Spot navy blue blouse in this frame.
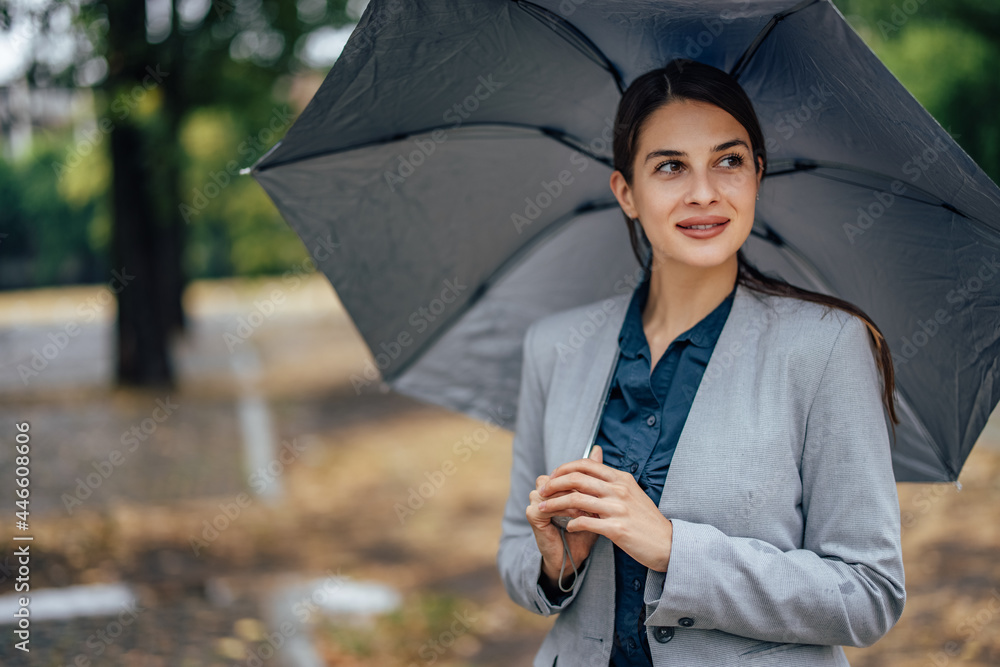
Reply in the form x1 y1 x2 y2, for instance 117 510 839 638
598 273 736 665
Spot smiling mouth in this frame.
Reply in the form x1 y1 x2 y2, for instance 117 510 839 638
678 222 727 230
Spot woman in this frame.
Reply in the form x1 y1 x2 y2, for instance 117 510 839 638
497 59 906 667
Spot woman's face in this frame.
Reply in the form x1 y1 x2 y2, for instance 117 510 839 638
610 98 762 274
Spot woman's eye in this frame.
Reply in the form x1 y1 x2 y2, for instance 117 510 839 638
720 154 745 168
656 155 744 174
657 161 682 174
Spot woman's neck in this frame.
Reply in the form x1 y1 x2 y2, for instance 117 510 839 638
642 256 738 340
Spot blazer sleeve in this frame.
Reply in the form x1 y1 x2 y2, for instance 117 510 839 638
497 320 596 616
642 313 906 647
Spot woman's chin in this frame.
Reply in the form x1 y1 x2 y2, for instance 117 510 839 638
649 247 741 272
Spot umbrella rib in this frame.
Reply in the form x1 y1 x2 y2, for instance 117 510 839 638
730 0 823 81
251 121 613 174
538 126 615 168
765 158 987 226
511 0 625 93
383 198 621 382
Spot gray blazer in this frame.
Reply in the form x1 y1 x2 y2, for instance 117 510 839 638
497 282 906 666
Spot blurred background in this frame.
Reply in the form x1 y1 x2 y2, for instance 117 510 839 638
0 0 998 665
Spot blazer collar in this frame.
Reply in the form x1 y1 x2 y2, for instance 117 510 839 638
558 281 761 471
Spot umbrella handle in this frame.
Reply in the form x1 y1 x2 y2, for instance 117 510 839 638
556 524 579 593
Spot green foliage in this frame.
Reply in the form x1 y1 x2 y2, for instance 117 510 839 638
0 0 355 288
177 104 310 278
0 138 108 287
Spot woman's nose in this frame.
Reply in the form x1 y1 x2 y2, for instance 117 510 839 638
684 169 721 206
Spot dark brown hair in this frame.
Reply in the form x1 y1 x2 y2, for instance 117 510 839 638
613 58 899 443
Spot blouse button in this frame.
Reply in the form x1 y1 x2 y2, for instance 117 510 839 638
646 414 656 426
629 462 638 473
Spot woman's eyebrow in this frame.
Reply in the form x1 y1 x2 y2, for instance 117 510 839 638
644 138 750 163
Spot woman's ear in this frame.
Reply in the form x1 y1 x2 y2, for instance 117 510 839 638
609 170 637 219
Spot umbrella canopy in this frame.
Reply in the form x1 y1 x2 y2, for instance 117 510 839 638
249 0 1000 483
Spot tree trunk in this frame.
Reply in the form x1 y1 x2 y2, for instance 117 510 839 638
105 0 175 386
109 122 174 386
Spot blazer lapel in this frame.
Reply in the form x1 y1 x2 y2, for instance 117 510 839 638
656 282 758 514
553 293 630 467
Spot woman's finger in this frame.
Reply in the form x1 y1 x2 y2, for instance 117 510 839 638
541 470 612 499
538 490 607 516
532 487 573 504
549 456 620 483
528 490 583 519
563 514 609 537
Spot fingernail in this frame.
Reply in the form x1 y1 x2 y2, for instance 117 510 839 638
538 501 547 510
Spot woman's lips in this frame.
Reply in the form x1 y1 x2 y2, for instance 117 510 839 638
677 216 729 238
677 215 729 228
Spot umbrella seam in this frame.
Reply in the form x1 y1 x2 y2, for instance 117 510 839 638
510 0 625 93
730 0 823 80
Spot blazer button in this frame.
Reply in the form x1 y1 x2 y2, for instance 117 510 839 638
678 617 695 627
654 626 674 643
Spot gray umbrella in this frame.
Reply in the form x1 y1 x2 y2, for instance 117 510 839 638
248 0 1000 483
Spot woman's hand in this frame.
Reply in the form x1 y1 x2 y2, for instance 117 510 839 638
526 447 602 591
538 446 674 573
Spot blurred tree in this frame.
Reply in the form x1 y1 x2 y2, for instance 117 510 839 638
1 0 352 386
